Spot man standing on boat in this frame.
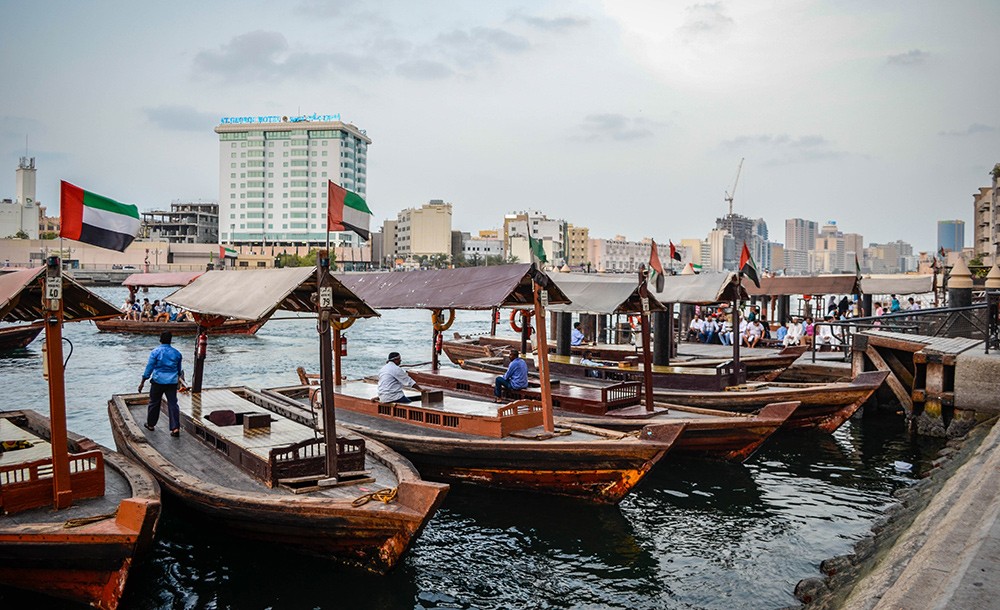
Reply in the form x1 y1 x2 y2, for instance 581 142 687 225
378 352 421 403
494 349 528 403
139 331 185 437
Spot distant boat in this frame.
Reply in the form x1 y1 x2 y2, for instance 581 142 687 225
0 322 43 351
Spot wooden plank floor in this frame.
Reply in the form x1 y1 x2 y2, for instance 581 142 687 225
867 330 983 355
336 380 519 417
410 367 612 403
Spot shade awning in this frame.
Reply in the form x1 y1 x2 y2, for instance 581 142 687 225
651 272 748 304
745 274 861 297
0 268 122 322
123 271 204 288
861 274 934 295
166 267 378 321
547 273 665 314
336 264 570 310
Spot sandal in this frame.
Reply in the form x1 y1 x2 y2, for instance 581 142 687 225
144 423 155 431
170 429 180 437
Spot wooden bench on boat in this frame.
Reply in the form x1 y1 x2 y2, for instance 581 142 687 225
0 417 105 514
545 353 738 391
171 388 365 488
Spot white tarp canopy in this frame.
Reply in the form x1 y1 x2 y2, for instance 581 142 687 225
861 274 934 295
547 273 665 314
167 267 377 322
651 272 747 304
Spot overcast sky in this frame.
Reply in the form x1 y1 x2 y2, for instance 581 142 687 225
2 0 997 252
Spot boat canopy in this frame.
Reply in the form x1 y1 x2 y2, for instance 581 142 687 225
547 273 665 314
337 264 570 310
0 267 121 322
860 274 933 296
166 267 378 321
651 272 748 304
122 271 203 288
744 274 861 297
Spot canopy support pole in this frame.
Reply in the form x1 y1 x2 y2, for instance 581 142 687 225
732 273 742 387
532 282 555 433
43 258 72 510
316 251 339 482
192 325 207 394
638 269 655 412
333 326 342 386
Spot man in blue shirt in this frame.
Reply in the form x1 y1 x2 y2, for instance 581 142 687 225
570 322 586 346
139 331 185 437
494 349 528 402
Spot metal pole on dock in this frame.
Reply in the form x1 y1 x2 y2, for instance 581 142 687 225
638 269 655 412
43 256 72 509
732 273 742 387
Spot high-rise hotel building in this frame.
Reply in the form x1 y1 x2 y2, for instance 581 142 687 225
215 116 371 246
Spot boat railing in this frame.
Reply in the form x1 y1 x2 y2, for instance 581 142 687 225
602 381 642 408
0 449 105 514
497 399 543 418
270 436 366 485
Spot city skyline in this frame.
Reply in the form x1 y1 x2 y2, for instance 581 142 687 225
2 1 998 254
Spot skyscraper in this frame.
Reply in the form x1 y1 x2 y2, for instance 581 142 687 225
216 115 370 247
937 220 965 253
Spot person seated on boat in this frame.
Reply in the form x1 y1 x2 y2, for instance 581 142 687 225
775 320 788 344
687 315 703 341
139 331 186 437
140 298 153 321
571 322 586 346
155 302 172 323
783 317 802 346
719 316 733 346
744 319 764 348
700 315 719 344
377 352 421 404
580 351 604 378
494 349 528 403
175 308 190 322
816 315 841 347
760 318 772 340
803 317 815 345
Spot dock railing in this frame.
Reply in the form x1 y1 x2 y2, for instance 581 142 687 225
812 302 997 362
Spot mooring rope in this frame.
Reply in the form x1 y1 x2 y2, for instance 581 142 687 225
351 487 398 507
64 509 117 528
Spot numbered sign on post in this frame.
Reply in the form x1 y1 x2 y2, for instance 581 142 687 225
319 286 334 309
45 275 62 301
642 297 651 315
540 290 549 307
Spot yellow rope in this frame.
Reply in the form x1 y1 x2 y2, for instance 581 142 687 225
64 509 117 528
352 487 398 507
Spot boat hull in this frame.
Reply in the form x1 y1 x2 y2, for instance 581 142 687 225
108 392 447 574
0 323 43 351
95 318 263 335
0 410 161 610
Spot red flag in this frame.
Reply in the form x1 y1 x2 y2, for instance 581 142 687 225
739 242 761 289
648 240 665 276
669 240 682 262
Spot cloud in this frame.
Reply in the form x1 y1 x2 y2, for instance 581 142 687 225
435 27 530 69
577 114 659 141
679 3 735 38
193 30 381 82
887 49 929 66
510 13 589 32
144 105 219 132
938 123 996 137
396 59 453 80
722 133 848 165
0 115 45 141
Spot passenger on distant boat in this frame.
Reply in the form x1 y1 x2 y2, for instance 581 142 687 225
783 317 803 347
816 315 842 347
141 298 153 320
378 351 421 404
494 349 528 402
139 331 186 437
571 322 586 346
155 302 172 322
775 320 788 344
580 351 605 378
175 308 191 322
744 319 765 348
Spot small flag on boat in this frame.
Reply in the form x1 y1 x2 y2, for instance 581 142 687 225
528 234 547 265
669 240 682 262
739 242 761 289
59 181 140 252
648 240 665 292
855 253 862 278
220 245 238 259
327 181 372 240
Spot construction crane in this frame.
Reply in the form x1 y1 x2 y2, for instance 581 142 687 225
724 158 744 216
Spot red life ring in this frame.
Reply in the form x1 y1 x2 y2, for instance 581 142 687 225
509 309 532 333
435 331 443 354
629 315 641 330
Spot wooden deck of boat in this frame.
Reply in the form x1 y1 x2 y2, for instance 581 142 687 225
409 367 619 405
137 390 399 501
543 353 723 376
0 419 130 526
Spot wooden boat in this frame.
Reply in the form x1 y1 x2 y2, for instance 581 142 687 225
0 410 160 610
0 322 43 351
262 380 684 504
108 387 447 574
94 270 265 335
0 264 161 609
133 262 448 573
95 317 263 335
304 367 798 463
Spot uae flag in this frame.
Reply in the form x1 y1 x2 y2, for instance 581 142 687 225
739 242 761 289
220 245 238 259
668 240 682 262
60 181 140 252
528 234 547 265
648 240 665 292
328 181 372 240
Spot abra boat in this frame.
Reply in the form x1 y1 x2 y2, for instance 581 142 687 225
0 263 161 609
94 271 264 335
114 260 448 573
0 322 43 351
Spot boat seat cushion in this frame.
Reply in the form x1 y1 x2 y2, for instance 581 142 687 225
207 409 237 426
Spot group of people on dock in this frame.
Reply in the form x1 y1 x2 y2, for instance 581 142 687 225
122 297 192 323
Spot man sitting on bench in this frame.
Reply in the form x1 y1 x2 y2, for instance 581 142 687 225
494 349 528 403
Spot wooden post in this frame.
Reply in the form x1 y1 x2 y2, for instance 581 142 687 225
191 325 207 393
532 282 555 433
490 306 498 336
333 326 342 386
43 259 72 510
638 270 655 412
316 251 339 481
732 273 742 387
520 310 530 354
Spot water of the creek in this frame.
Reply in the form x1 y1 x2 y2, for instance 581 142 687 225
0 287 946 609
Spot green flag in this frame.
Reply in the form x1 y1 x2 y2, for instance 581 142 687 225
528 235 547 264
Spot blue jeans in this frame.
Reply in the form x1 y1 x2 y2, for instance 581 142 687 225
147 382 180 432
495 376 518 398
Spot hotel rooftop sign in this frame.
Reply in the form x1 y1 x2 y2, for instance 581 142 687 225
219 113 342 125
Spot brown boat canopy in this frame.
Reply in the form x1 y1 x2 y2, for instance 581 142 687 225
337 264 570 310
547 273 665 314
651 272 748 304
0 267 121 322
122 271 203 288
745 274 861 297
166 267 378 321
860 274 933 295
